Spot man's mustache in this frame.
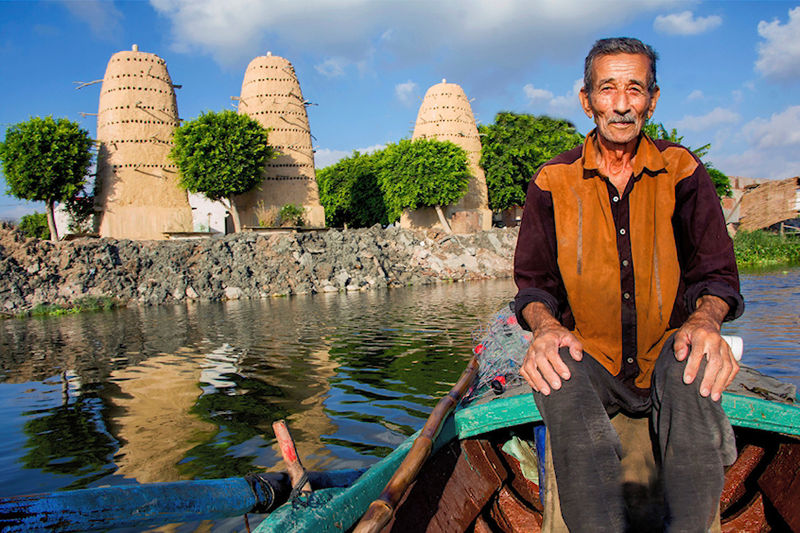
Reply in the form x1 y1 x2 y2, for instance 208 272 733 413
607 112 637 124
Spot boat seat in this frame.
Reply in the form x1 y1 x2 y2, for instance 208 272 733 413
538 413 722 533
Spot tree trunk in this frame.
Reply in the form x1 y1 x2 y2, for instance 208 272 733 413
46 199 59 241
228 197 242 233
434 205 453 234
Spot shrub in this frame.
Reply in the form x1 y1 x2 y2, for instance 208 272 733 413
278 204 305 227
316 150 387 228
733 230 800 268
18 212 49 240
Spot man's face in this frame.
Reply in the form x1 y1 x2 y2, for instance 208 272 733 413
579 53 660 147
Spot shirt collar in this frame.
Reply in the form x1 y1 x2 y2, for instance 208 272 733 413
582 129 667 179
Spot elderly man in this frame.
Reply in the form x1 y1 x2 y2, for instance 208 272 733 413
514 37 743 531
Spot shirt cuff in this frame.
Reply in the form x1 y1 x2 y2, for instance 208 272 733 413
684 281 745 322
514 288 561 331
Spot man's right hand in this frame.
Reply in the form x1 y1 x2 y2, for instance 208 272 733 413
520 303 584 395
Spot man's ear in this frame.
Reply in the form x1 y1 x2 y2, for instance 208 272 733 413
647 86 660 119
579 87 594 119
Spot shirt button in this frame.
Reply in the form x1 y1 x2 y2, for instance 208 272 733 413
622 260 629 267
612 196 620 202
619 228 626 235
627 357 634 364
623 292 631 300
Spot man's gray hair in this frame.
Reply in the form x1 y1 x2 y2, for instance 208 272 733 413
583 37 659 95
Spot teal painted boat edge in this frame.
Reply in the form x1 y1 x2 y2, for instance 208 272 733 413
253 417 459 533
722 392 800 436
454 391 800 440
454 394 542 439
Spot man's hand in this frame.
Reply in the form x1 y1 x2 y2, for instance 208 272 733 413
674 295 738 401
520 302 583 395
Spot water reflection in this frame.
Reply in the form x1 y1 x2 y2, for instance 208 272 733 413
0 271 798 508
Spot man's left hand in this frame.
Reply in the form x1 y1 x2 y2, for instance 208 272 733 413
673 295 738 402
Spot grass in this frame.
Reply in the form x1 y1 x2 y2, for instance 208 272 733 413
734 230 800 269
19 296 121 318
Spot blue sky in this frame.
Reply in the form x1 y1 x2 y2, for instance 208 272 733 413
1 0 799 221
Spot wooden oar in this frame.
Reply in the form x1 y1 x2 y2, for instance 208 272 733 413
353 354 480 533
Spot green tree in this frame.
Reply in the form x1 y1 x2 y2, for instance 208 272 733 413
378 139 470 232
18 212 50 240
317 150 388 228
644 121 731 197
170 110 274 232
0 116 93 241
479 113 584 212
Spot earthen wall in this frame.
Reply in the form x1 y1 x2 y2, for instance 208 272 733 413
408 81 491 233
95 47 192 240
237 54 324 227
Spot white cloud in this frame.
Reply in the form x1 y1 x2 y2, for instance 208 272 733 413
315 144 385 169
523 78 582 115
742 105 800 150
687 89 704 101
394 80 419 106
755 7 800 81
672 107 740 132
315 57 349 78
653 11 722 36
712 105 800 179
59 0 123 41
149 0 673 75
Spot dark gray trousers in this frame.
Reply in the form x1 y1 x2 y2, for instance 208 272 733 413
532 336 737 533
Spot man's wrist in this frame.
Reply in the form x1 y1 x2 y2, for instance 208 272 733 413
522 302 562 337
689 295 729 331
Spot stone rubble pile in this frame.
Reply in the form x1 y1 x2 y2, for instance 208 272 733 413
0 224 517 314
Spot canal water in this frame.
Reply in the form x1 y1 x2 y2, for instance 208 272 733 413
0 268 798 531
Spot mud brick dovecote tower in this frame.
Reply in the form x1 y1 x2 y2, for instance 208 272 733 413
236 52 325 227
408 80 491 233
95 45 192 239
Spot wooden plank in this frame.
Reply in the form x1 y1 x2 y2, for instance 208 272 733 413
472 515 493 533
721 493 768 533
489 486 543 533
757 441 800 531
720 444 765 514
386 439 507 533
498 447 543 511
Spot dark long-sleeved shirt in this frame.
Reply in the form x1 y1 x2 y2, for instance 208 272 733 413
514 131 743 390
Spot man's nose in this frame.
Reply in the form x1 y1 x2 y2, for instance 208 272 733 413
613 92 631 114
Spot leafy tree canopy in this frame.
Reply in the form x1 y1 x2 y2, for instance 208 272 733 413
644 121 731 197
170 110 274 231
479 112 584 211
0 116 93 240
317 150 388 228
378 138 470 224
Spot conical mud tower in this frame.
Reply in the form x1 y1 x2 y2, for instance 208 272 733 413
95 45 192 239
236 52 324 227
409 80 491 233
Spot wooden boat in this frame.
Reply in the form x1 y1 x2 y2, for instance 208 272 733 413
2 308 799 532
254 367 800 533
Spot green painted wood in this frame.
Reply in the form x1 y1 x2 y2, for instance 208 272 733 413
722 393 800 436
454 395 542 439
253 417 458 533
